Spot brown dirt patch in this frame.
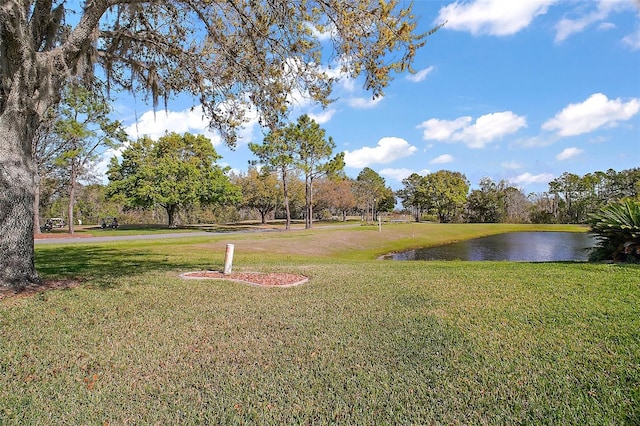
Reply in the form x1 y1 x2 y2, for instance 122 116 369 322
0 279 82 300
181 271 308 287
34 232 94 239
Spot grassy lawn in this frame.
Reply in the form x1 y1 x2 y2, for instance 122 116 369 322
2 223 638 424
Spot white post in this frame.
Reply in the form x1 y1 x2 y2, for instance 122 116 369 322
223 244 235 274
378 216 382 232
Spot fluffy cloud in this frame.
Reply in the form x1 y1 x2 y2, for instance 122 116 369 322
380 168 417 182
556 147 584 161
125 107 222 143
124 104 265 147
555 0 636 43
308 109 337 124
406 66 435 83
542 93 640 137
511 172 555 185
435 0 556 36
622 28 640 50
417 116 471 141
346 96 384 109
430 154 454 164
418 111 527 149
344 137 417 168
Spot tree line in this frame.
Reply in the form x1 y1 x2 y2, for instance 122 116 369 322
398 168 639 224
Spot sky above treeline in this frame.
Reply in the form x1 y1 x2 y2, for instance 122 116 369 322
102 0 640 194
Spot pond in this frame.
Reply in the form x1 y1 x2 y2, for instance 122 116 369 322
385 232 596 262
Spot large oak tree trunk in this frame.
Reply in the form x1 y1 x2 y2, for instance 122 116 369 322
0 112 39 289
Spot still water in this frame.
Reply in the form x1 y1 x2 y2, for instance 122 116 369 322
386 232 596 262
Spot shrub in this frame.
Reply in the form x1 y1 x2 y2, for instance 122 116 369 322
589 198 640 262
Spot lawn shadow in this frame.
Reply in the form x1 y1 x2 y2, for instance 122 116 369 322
35 244 218 291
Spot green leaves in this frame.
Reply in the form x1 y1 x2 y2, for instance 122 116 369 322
107 132 239 227
589 198 640 262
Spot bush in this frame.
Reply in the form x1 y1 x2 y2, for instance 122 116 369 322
589 198 640 262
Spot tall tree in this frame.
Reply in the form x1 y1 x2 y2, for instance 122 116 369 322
1 0 436 288
249 129 296 230
53 83 126 234
107 132 240 228
289 115 344 228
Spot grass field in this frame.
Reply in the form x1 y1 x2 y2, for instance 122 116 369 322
2 223 639 424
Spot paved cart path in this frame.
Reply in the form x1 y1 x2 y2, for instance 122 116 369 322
34 231 219 245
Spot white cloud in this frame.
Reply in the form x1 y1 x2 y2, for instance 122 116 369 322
346 96 384 109
417 116 471 141
94 145 126 183
125 107 221 143
436 0 556 36
542 93 640 136
502 161 523 170
622 28 640 50
556 147 584 161
308 109 337 124
597 22 616 31
430 154 454 164
418 111 527 149
406 66 435 83
380 168 416 182
517 134 559 148
124 103 266 147
554 0 636 43
344 137 417 168
511 172 555 185
306 22 336 42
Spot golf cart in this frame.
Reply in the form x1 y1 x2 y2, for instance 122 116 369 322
101 217 119 229
42 217 66 231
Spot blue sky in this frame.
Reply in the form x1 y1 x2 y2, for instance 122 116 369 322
103 0 640 194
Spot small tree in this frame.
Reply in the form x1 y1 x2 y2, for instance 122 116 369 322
108 133 240 227
398 173 429 222
354 168 393 221
32 108 69 234
424 170 469 223
315 177 356 221
235 167 282 224
589 198 640 262
54 83 127 234
288 115 344 228
249 129 297 230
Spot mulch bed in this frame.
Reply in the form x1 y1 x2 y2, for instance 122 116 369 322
0 279 82 300
180 271 308 287
0 271 306 301
34 233 94 239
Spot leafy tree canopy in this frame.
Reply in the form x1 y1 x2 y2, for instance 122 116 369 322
107 132 240 227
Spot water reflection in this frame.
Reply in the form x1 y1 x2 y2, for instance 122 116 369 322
387 232 595 262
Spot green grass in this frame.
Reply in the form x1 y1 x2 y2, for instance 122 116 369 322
2 223 638 424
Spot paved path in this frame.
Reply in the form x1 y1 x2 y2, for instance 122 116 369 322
34 231 226 245
34 223 361 245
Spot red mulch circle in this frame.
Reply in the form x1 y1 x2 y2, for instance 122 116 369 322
181 271 308 287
